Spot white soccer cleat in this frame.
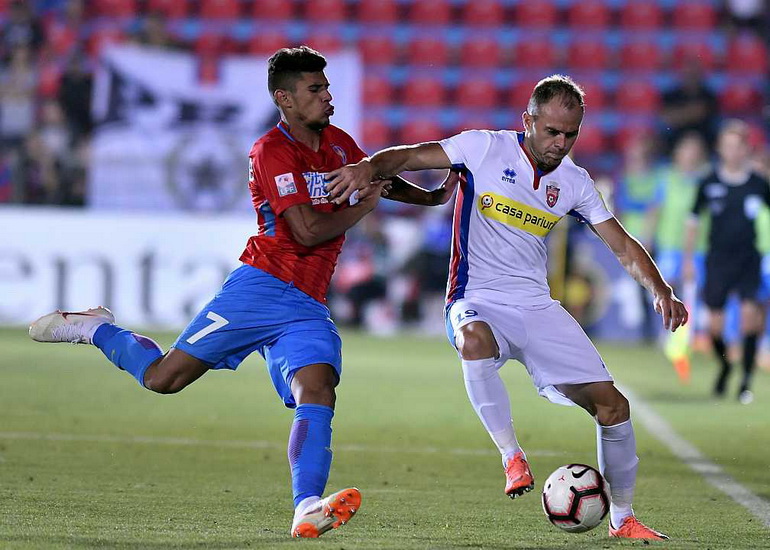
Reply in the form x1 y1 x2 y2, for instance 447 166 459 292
29 307 115 345
290 487 361 538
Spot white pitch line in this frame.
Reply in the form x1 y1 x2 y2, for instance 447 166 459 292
0 431 561 458
622 385 770 529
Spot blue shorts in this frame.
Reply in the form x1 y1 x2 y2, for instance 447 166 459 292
173 264 342 408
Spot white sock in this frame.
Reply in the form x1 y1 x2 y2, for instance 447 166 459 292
294 496 321 519
461 357 522 464
597 419 638 528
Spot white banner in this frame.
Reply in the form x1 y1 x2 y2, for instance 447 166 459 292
90 45 362 212
0 206 252 328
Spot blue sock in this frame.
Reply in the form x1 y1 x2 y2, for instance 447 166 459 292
92 324 163 388
288 404 334 508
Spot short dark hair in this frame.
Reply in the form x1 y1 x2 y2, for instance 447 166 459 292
267 46 327 96
527 75 585 116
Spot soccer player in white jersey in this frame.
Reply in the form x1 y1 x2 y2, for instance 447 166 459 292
326 75 688 541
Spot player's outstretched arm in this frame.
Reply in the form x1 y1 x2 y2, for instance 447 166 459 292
326 143 454 205
592 216 689 332
382 170 461 206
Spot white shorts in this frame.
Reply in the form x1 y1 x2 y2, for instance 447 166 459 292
445 298 613 406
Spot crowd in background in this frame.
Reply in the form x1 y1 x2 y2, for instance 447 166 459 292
2 0 770 335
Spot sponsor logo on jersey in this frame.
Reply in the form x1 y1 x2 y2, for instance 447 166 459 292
478 192 561 237
303 171 330 204
502 167 517 184
546 183 560 207
248 158 255 183
331 144 347 164
275 173 297 196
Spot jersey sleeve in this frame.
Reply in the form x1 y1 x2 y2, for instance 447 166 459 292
691 178 707 217
572 172 614 225
251 142 310 216
439 130 492 172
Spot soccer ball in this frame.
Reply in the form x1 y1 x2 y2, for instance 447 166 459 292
541 464 610 533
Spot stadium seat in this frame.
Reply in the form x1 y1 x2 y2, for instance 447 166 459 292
195 32 229 57
246 29 290 55
462 0 504 27
672 1 716 30
455 78 499 109
93 0 137 18
719 82 763 115
506 79 538 109
615 124 655 152
726 35 768 73
362 117 392 149
398 119 445 144
620 41 663 72
671 40 717 71
459 36 503 68
406 37 450 67
408 0 452 25
454 115 496 134
620 1 663 30
514 0 558 28
615 81 660 112
362 75 395 106
357 35 398 65
402 76 446 107
358 0 398 23
567 39 609 71
572 125 605 156
44 21 79 57
199 0 240 19
513 37 557 69
304 32 344 53
304 0 346 22
581 82 608 111
252 0 295 20
567 0 610 29
146 0 189 18
87 26 127 57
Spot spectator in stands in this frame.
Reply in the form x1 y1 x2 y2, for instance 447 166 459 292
725 0 767 37
133 13 183 51
0 0 44 63
0 45 36 152
57 52 93 140
661 58 719 151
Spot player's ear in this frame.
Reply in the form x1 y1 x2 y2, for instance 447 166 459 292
274 89 292 109
522 111 532 131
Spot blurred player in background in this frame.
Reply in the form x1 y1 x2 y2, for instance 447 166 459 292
326 75 687 541
28 46 457 538
685 120 770 404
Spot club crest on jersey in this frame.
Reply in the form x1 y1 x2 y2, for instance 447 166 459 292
331 144 347 164
502 168 517 184
546 183 560 208
275 173 297 196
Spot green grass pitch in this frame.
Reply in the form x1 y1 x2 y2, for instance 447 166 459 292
1 327 769 549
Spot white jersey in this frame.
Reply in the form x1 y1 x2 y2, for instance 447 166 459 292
439 130 613 308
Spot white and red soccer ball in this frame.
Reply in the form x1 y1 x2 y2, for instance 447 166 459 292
541 464 610 533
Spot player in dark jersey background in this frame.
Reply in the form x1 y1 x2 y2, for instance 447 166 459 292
685 120 770 404
29 46 458 538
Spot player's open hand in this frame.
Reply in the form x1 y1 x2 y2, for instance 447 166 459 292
653 289 689 332
326 160 375 205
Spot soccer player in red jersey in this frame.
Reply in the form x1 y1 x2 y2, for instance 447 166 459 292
29 46 457 538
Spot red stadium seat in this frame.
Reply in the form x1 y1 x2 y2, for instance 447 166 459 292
514 0 558 28
195 32 228 57
615 81 660 112
402 76 446 107
726 35 769 73
358 0 398 23
460 37 503 68
506 79 538 110
462 0 504 26
580 82 608 111
362 117 392 149
454 115 496 134
252 0 295 20
357 35 398 65
304 0 346 22
45 21 78 57
199 0 239 19
94 0 137 17
673 1 716 30
406 37 450 67
620 1 662 30
514 37 557 69
572 125 606 156
398 119 445 144
455 78 499 109
304 32 344 53
362 75 395 106
567 0 610 29
615 124 655 152
567 39 609 71
246 29 290 55
671 41 717 71
719 83 763 115
408 0 452 25
146 0 189 18
87 27 127 57
620 41 663 72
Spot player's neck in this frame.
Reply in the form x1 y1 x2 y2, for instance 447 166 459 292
718 164 750 185
280 118 322 151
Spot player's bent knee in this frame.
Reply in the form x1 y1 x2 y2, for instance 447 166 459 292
291 364 337 407
456 324 498 360
596 393 630 426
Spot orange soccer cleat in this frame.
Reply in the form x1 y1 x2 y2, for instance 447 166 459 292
504 452 535 499
291 487 362 538
609 515 669 540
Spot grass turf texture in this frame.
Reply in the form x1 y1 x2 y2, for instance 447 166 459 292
1 328 768 549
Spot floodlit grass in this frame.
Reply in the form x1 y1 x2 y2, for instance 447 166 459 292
1 328 768 548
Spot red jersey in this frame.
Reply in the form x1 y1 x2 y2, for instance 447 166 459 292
239 122 366 304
